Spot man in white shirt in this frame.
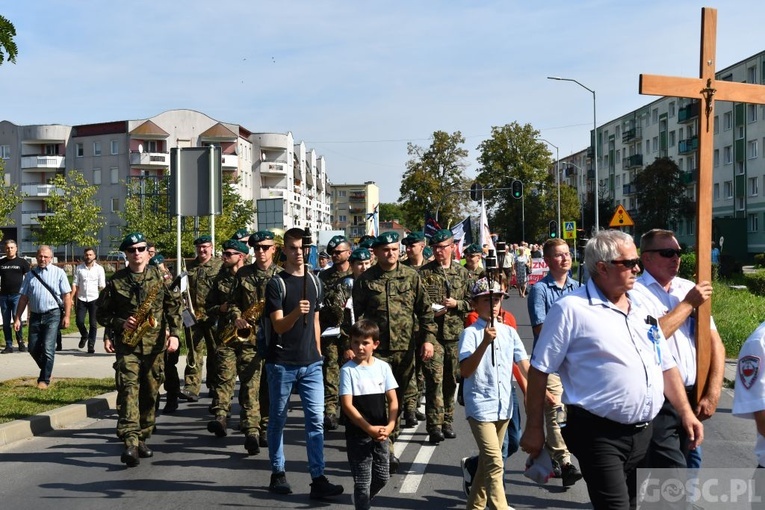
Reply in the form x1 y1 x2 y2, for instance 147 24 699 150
71 247 106 353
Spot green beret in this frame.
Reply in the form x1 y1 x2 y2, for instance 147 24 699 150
423 246 433 259
430 229 454 245
222 239 248 254
194 234 212 246
402 232 425 246
350 248 371 262
371 231 399 248
464 243 482 255
232 229 249 241
119 232 146 251
248 230 275 246
359 236 375 249
148 254 165 266
327 235 348 252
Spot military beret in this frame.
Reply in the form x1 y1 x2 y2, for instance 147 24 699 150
470 277 507 299
232 229 250 241
318 251 331 259
429 229 454 245
349 248 371 262
194 234 212 245
358 237 375 249
326 235 348 253
248 230 275 246
222 239 248 254
119 232 146 251
371 231 399 248
423 246 434 259
464 243 483 255
401 232 425 246
148 254 165 266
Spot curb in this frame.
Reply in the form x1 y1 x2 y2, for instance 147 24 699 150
0 390 117 447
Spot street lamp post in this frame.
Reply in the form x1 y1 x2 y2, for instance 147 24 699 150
547 76 599 232
539 138 560 238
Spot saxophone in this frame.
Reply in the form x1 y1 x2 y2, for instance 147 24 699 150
122 278 163 347
219 299 265 345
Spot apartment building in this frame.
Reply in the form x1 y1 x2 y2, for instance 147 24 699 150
329 181 379 242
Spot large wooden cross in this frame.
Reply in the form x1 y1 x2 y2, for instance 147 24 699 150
640 7 765 404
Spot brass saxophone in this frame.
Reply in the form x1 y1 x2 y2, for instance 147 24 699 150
219 299 265 345
122 278 163 347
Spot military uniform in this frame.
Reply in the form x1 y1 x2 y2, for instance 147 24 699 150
183 238 223 397
97 235 182 457
401 248 427 425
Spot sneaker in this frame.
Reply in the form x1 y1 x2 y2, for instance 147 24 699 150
78 338 87 349
309 475 344 500
269 471 292 494
1 346 12 354
389 453 400 475
17 343 27 352
460 456 472 497
561 462 583 487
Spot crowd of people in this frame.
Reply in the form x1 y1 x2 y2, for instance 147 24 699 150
8 226 765 510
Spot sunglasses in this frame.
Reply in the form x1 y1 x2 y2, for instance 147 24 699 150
222 251 240 257
125 246 147 254
610 258 641 269
252 244 274 252
643 248 682 258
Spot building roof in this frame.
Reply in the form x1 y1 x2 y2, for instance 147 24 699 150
129 120 169 138
199 122 238 140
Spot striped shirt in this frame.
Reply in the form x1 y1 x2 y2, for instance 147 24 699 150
19 265 71 313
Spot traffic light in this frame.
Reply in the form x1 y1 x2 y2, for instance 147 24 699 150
470 182 483 201
549 220 558 238
511 180 523 199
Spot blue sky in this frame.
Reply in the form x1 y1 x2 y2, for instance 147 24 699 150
1 1 763 202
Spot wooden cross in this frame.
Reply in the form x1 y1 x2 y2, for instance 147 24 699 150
640 7 765 405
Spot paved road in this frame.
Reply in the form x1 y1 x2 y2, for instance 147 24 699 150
0 294 757 509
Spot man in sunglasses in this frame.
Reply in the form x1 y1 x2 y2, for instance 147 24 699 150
633 229 724 471
521 229 703 509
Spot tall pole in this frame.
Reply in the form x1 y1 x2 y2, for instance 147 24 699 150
547 76 599 231
540 138 561 238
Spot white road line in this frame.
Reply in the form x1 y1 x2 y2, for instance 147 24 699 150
400 443 438 493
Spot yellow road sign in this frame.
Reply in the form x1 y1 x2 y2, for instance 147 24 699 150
563 221 577 239
609 205 635 228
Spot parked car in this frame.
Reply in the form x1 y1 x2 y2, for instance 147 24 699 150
106 251 126 262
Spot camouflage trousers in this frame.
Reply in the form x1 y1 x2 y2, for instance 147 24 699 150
321 335 343 418
184 321 219 395
116 349 165 446
403 354 425 413
374 348 415 444
423 340 459 433
212 340 268 435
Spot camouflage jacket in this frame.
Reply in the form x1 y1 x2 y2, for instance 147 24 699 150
97 265 182 353
205 266 237 329
187 256 223 322
318 264 353 332
349 262 436 352
419 260 471 342
465 265 485 289
228 262 282 319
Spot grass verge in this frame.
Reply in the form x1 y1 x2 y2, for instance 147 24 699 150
712 279 765 358
0 377 115 424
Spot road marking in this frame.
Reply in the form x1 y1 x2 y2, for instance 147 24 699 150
400 442 438 493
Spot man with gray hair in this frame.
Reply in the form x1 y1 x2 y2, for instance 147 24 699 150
521 230 703 510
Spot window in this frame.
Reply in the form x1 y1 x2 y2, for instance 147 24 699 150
93 142 102 156
111 198 119 213
748 104 758 123
669 101 676 117
736 161 745 175
338 215 347 222
93 168 101 185
749 213 759 232
714 149 720 167
652 108 659 124
724 112 732 131
748 65 757 84
749 140 759 159
146 140 158 153
714 115 719 134
724 146 732 164
669 131 676 147
645 140 650 154
338 190 346 198
737 196 745 211
45 144 57 155
678 158 684 171
724 181 733 198
738 126 745 140
652 136 658 153
749 177 759 196
111 140 119 155
110 167 119 184
686 218 694 236
688 154 696 171
0 145 9 159
714 183 720 200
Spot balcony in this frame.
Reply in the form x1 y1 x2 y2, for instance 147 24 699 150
622 154 643 169
622 127 642 143
20 155 65 171
21 184 59 197
129 151 169 167
349 192 366 202
221 154 239 168
678 136 699 154
622 183 636 195
678 102 700 123
22 211 54 225
261 161 288 175
681 169 698 185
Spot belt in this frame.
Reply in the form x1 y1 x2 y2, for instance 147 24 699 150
32 308 61 315
567 405 651 432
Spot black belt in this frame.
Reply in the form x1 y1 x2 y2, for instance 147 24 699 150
568 405 651 432
32 308 60 315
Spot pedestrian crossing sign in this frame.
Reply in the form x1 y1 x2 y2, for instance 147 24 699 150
563 221 576 239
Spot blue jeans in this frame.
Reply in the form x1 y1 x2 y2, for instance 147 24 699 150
0 294 22 347
266 360 325 478
28 309 60 384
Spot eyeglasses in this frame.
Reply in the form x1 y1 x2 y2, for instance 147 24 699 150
643 248 682 258
610 258 641 269
550 252 572 259
125 246 147 254
432 244 452 251
252 245 274 252
222 251 240 257
331 249 349 255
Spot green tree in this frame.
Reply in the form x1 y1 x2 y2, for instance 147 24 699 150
34 170 105 260
379 202 404 223
0 161 23 238
634 156 692 233
0 15 18 65
475 122 555 243
398 130 470 230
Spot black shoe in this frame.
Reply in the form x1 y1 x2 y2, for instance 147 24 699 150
443 423 456 439
137 441 153 458
428 429 445 444
163 397 179 414
389 453 400 475
121 445 140 467
1 346 12 354
179 388 199 402
207 416 227 437
561 463 583 487
244 434 260 455
323 414 338 431
403 411 418 428
551 459 562 478
88 348 95 354
56 344 62 351
309 475 344 500
259 430 269 448
269 471 292 494
17 343 26 353
78 338 87 349
415 409 426 421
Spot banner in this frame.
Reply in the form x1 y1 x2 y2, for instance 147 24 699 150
366 204 379 236
479 198 495 253
451 216 473 260
424 211 441 239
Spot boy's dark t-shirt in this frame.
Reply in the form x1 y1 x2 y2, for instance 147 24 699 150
265 272 322 365
0 257 31 295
